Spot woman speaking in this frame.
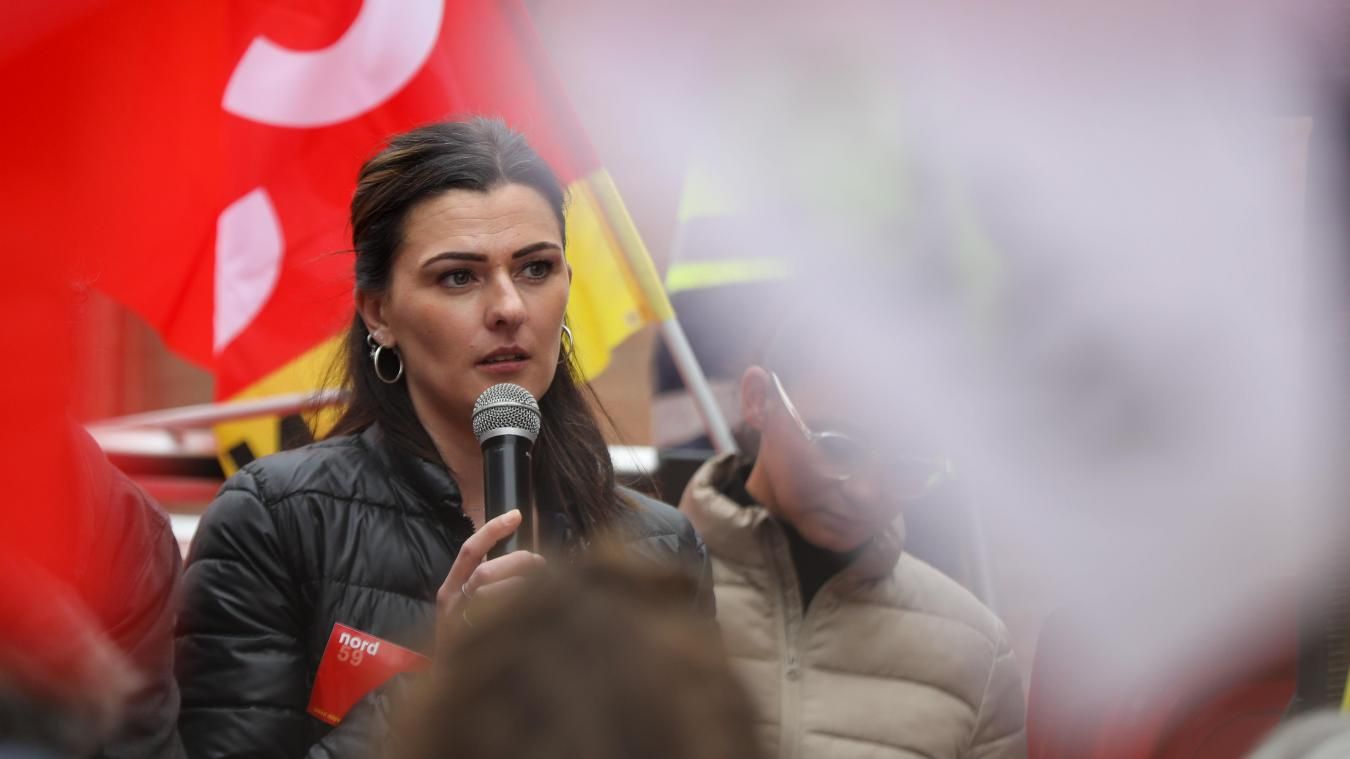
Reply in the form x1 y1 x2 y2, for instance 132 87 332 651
175 118 712 758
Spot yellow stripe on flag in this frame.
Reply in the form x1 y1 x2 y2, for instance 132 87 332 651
215 335 344 477
563 170 672 380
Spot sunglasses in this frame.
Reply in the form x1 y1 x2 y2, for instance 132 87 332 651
769 371 952 499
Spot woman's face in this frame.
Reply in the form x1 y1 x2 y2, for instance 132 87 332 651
360 183 570 429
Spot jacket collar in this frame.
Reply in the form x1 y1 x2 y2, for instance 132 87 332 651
358 424 589 550
360 425 472 532
679 453 773 565
679 452 906 583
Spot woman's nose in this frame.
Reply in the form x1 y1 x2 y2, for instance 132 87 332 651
484 275 527 329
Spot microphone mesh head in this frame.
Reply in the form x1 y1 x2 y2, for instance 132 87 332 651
472 383 542 442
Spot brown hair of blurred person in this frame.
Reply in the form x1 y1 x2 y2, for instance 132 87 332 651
387 553 764 759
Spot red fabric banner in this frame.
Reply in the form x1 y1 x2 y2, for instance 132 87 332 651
2 0 599 397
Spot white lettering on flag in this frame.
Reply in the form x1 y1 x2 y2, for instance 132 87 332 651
222 0 445 128
214 187 283 353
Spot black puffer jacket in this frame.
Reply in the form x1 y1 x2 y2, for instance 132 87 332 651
176 425 712 759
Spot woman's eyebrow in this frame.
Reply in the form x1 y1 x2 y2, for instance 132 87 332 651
421 242 561 268
511 241 562 258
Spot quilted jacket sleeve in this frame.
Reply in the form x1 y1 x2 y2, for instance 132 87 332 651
91 473 186 759
682 513 717 619
968 625 1028 759
177 467 374 759
616 489 716 618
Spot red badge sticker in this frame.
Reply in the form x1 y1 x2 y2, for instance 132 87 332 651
307 622 430 726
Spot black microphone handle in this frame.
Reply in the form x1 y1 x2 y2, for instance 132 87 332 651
481 435 533 560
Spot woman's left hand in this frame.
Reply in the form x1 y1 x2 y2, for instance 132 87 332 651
435 509 545 646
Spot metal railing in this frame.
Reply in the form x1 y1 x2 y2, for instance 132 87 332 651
87 390 664 507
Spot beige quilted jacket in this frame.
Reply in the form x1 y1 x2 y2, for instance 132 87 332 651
680 455 1027 759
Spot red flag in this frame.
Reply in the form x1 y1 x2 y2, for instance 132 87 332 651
3 0 604 399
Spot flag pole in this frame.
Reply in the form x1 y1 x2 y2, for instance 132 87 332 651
657 317 737 454
587 173 738 455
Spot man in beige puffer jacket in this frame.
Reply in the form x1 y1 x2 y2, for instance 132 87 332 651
679 361 1026 759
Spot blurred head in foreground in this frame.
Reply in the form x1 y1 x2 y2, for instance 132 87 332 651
388 552 764 759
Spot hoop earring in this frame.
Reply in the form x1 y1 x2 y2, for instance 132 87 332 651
367 333 404 384
558 324 575 365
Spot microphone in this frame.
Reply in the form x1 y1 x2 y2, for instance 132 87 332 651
472 383 541 559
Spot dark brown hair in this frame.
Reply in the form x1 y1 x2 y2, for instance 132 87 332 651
387 552 766 759
328 118 623 533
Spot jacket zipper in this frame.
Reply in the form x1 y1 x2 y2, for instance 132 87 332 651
766 524 804 759
767 522 852 759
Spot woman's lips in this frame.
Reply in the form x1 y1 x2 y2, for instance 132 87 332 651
476 357 530 374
